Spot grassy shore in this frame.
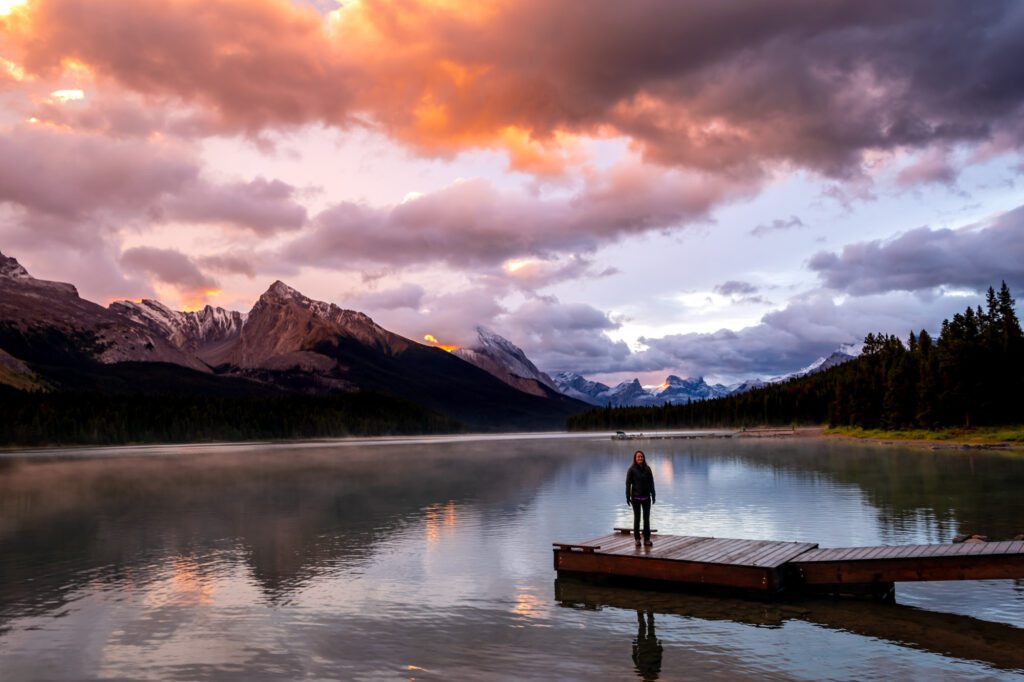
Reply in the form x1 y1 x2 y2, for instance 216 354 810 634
825 425 1024 448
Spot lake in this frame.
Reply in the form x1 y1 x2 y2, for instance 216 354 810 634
1 434 1023 680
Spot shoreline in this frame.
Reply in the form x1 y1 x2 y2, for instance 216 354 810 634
736 425 1024 452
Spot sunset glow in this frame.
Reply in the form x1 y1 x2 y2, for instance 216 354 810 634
423 334 458 352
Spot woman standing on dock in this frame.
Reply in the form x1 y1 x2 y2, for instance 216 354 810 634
626 450 656 547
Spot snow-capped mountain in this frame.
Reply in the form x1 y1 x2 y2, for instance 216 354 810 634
109 299 247 362
768 344 861 383
452 326 560 397
551 372 729 406
603 379 663 407
551 371 610 405
656 375 731 403
555 343 863 406
0 251 208 371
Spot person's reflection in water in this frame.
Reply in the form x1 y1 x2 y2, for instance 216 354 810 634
632 609 663 680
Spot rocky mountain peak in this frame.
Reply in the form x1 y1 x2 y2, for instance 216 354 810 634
0 251 31 281
452 327 558 396
264 280 303 301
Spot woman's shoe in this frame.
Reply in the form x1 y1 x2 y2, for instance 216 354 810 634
634 539 642 547
644 539 653 546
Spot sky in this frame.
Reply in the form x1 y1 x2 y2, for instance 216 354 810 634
1 0 1023 386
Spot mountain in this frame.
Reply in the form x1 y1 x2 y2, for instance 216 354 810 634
551 371 610 405
453 327 560 397
210 283 586 428
603 379 662 407
555 343 862 405
552 372 728 406
0 253 590 430
768 344 861 383
109 299 246 363
655 375 732 403
0 251 208 372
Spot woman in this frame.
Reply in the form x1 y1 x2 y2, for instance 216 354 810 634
626 450 656 547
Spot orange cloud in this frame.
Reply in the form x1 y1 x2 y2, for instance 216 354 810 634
3 0 1023 179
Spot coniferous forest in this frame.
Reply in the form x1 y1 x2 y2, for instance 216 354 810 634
0 388 461 447
567 282 1024 432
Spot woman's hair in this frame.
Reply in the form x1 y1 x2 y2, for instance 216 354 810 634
633 450 646 466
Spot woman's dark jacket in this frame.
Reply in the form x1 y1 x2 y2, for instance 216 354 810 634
626 463 656 503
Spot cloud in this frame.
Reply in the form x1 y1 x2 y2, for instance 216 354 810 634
0 124 196 221
808 204 1024 295
6 1 1024 178
895 149 957 188
638 290 977 381
342 282 425 311
283 162 742 268
196 253 260 278
121 246 218 292
749 215 805 237
0 125 309 241
713 280 758 296
164 178 307 234
493 299 635 375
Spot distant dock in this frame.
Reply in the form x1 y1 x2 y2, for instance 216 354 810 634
610 427 811 441
611 430 735 441
553 529 1024 600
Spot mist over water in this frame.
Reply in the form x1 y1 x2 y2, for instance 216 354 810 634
1 436 1023 680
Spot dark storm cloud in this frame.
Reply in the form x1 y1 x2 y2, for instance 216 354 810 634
808 204 1024 295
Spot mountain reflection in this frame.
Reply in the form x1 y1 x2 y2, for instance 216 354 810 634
0 441 569 617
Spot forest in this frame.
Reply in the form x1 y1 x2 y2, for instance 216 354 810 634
567 282 1024 432
0 388 461 447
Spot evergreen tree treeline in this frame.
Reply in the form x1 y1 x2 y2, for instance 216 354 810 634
0 390 461 447
568 282 1024 431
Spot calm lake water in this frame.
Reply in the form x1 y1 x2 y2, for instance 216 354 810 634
1 434 1023 680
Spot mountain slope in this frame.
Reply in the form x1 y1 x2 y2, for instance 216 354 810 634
0 252 208 372
453 326 560 397
210 282 590 429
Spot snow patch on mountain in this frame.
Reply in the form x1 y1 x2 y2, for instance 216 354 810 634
453 327 559 397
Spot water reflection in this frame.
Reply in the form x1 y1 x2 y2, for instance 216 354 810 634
556 579 1024 674
1 436 1023 680
632 610 663 680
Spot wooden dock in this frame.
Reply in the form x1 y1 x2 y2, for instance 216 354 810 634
553 529 1024 599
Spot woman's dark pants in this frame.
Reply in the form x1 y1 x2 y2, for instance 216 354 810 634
631 498 651 542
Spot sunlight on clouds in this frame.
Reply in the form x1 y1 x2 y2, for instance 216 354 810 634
0 0 28 17
503 258 538 274
0 57 26 81
49 89 85 102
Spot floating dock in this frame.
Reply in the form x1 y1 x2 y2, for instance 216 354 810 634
553 529 1024 600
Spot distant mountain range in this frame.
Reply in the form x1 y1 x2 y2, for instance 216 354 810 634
0 248 862 425
0 251 587 430
552 346 861 407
